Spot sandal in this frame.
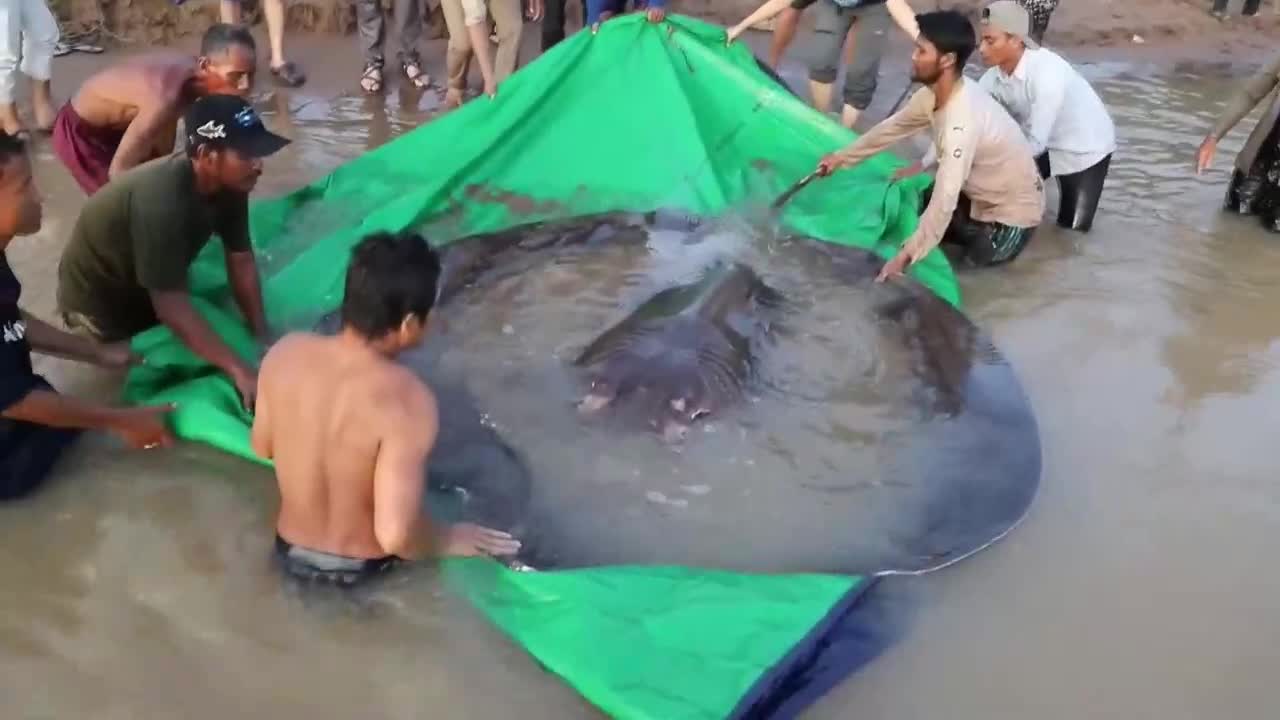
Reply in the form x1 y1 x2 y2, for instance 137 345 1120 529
402 58 430 90
271 61 307 88
360 62 383 94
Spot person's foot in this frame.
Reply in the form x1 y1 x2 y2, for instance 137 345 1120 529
0 103 25 138
270 61 307 88
444 88 465 109
360 62 383 93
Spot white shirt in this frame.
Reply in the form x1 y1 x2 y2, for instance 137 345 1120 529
978 47 1116 177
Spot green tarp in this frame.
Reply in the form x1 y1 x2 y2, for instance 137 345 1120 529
122 14 956 718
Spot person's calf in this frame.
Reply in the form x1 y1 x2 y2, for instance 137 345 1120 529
0 103 23 137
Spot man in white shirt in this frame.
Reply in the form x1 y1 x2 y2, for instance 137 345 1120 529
978 1 1116 232
816 10 1045 279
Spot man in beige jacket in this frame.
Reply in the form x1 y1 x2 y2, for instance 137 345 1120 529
1196 52 1280 233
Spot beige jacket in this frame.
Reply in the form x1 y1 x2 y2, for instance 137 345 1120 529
1210 52 1280 174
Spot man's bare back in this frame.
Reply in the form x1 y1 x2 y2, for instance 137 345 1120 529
51 25 259 194
253 331 521 564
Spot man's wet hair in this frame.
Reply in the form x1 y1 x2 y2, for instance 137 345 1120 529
200 23 256 57
916 10 976 74
0 132 26 172
341 231 442 338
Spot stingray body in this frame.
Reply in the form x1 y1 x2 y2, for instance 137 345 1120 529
574 261 782 442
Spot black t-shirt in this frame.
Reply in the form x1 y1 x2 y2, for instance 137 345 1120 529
0 252 41 413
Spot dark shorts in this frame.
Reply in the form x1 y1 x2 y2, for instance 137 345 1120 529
922 188 1039 267
51 102 125 196
1036 152 1112 233
0 397 80 501
273 535 403 588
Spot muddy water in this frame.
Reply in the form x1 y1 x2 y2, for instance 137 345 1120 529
4 48 1280 720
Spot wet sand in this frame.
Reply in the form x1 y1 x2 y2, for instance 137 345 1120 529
5 22 1280 720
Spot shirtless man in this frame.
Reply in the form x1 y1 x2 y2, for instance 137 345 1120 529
252 231 521 586
51 23 257 196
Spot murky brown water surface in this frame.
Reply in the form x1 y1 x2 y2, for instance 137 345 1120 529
3 43 1279 720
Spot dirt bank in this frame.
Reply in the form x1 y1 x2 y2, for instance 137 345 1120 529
52 0 1280 53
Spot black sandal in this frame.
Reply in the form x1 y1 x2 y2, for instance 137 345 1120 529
360 62 384 93
402 57 430 90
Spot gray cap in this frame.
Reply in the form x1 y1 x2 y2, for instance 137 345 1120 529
981 1 1039 50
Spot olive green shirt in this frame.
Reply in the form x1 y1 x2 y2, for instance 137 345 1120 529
56 153 251 342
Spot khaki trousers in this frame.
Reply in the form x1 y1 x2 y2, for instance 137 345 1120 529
440 0 523 93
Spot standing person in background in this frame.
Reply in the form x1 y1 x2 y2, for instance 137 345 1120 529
0 133 174 500
978 1 1115 232
763 0 862 71
1015 0 1057 44
542 0 585 51
441 0 541 107
355 0 429 93
0 0 59 137
1196 51 1280 233
586 0 664 31
727 0 921 129
1211 0 1263 19
219 0 306 87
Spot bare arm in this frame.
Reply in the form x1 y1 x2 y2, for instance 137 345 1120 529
109 97 179 179
885 0 920 39
727 0 792 40
226 252 268 339
372 387 439 560
4 389 123 430
151 290 255 380
20 311 103 364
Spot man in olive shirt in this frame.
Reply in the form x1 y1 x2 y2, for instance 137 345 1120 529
57 94 289 409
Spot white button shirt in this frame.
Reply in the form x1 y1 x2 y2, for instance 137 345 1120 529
978 47 1116 177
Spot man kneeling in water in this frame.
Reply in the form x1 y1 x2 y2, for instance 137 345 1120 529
251 231 521 586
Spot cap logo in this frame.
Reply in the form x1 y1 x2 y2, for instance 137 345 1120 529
196 121 227 140
234 107 259 128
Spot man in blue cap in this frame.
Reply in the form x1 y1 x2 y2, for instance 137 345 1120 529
56 94 289 412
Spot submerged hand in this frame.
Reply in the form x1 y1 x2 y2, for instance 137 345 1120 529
876 248 913 282
1196 136 1217 175
441 523 523 557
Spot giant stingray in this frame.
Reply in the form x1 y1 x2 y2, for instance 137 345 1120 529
384 216 1040 579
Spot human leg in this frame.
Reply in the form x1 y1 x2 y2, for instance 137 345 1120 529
1053 153 1111 232
806 0 854 115
542 0 569 50
19 0 58 131
0 0 21 135
355 0 386 92
440 0 474 106
839 3 889 128
394 0 428 88
489 0 524 83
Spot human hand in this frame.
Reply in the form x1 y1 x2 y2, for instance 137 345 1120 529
229 364 258 413
875 248 913 282
110 404 177 450
726 24 745 44
484 77 498 98
95 341 142 369
816 153 843 177
441 523 523 557
646 6 665 22
1196 136 1217 175
527 0 545 21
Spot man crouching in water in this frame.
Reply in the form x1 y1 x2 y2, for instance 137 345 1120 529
251 231 521 586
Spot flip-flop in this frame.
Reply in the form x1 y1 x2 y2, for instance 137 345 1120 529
54 41 104 56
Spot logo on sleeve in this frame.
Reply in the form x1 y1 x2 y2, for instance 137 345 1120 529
2 319 25 343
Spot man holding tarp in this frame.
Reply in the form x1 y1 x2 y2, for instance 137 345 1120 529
56 95 289 412
817 10 1045 277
